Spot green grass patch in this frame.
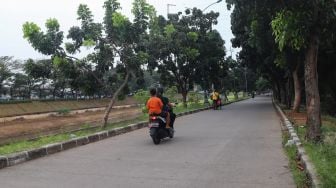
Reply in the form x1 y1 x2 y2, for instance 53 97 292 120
294 117 336 188
282 131 310 187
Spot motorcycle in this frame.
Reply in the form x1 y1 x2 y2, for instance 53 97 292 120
148 115 174 145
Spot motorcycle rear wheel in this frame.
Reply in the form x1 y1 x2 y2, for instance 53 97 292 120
152 135 160 145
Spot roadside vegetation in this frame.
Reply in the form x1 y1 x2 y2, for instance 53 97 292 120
282 128 311 187
285 110 336 187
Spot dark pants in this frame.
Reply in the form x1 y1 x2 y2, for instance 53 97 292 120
170 112 176 128
213 100 218 110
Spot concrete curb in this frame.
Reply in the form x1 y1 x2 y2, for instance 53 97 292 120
273 100 320 188
0 99 248 170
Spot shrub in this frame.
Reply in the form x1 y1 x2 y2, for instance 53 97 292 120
57 108 71 116
134 89 150 105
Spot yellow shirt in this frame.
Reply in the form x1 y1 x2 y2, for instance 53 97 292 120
211 92 219 100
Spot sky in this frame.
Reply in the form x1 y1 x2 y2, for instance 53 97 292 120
0 0 238 60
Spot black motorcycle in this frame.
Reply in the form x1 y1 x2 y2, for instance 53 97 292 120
148 115 174 145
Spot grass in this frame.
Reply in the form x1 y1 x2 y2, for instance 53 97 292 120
289 114 336 188
282 130 310 187
0 118 141 155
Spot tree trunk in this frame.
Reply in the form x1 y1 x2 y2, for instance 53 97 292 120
280 83 287 104
286 75 292 109
182 91 188 108
292 62 301 112
304 34 322 142
102 72 130 128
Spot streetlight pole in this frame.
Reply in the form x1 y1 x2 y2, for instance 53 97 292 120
203 0 222 11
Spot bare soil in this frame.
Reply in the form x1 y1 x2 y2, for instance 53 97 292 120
0 97 137 117
286 111 307 125
0 107 142 145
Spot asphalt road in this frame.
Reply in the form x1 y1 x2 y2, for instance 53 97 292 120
0 96 294 188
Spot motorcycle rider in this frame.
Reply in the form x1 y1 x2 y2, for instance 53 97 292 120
156 87 176 129
146 88 171 129
210 90 220 110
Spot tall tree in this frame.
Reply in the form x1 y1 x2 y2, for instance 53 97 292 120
23 0 154 127
148 8 225 106
271 0 336 142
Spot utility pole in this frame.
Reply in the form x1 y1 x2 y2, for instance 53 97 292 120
229 46 234 57
167 4 176 18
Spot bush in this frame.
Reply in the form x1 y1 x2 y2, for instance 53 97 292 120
134 89 150 105
166 86 178 103
57 108 71 116
188 91 200 103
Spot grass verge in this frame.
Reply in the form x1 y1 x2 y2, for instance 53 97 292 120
285 110 336 188
282 130 310 187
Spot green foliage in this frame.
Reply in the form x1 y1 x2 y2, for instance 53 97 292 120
188 91 200 103
22 22 41 39
184 48 199 60
274 53 286 68
83 39 96 47
0 57 13 84
164 24 175 37
112 12 129 27
187 32 198 42
271 10 306 51
255 77 271 92
57 108 71 116
294 118 336 188
134 89 149 104
136 51 150 64
45 18 60 31
52 56 68 67
22 19 64 55
165 86 178 103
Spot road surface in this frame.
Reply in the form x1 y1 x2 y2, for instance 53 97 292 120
0 96 294 188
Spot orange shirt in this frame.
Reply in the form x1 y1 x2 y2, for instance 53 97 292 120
146 96 163 114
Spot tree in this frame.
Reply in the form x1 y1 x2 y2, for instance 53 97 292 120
23 0 155 127
271 1 336 142
147 8 225 106
24 59 52 98
226 0 336 142
0 56 19 96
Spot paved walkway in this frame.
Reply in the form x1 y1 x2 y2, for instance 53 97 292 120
0 96 294 188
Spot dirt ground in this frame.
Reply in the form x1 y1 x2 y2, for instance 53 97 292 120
286 111 307 125
0 107 142 145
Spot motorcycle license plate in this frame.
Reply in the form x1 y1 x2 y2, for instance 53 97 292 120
149 122 159 127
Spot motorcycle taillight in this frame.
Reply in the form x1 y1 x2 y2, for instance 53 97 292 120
150 116 157 120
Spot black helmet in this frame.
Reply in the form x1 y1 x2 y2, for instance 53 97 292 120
157 87 164 95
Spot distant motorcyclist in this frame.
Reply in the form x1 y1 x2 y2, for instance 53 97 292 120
210 90 220 110
156 87 176 129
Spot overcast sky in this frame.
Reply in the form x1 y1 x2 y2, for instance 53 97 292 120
0 0 237 60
